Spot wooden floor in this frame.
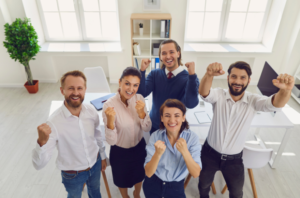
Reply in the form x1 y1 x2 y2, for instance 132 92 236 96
0 80 299 198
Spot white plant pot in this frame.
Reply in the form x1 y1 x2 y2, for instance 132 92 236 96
139 28 143 36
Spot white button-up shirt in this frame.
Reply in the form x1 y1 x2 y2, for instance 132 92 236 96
32 103 106 171
201 88 281 155
165 66 184 78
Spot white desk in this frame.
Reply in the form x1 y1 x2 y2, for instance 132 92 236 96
51 93 294 169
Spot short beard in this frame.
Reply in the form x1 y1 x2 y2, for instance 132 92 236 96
228 82 248 96
65 95 84 108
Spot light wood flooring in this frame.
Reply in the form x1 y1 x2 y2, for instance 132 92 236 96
0 80 300 198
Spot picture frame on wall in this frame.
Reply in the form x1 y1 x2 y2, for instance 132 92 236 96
143 0 161 11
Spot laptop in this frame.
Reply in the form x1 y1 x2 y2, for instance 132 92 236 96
257 61 279 97
90 93 116 110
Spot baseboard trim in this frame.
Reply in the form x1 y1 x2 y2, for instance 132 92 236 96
39 79 58 83
0 83 24 87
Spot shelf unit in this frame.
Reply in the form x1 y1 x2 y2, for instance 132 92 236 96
292 65 300 104
130 13 172 74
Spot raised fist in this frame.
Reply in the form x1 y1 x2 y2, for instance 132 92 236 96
185 62 195 75
176 138 188 155
154 140 166 157
141 59 151 72
104 107 116 129
272 74 295 90
135 100 145 116
37 123 52 146
206 62 225 77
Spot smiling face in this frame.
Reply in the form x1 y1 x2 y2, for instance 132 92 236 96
227 68 251 96
161 107 186 135
160 43 180 72
119 75 140 102
60 75 86 109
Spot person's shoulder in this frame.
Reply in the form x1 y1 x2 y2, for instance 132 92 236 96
150 129 164 140
136 93 146 100
104 94 117 106
83 103 98 115
177 69 189 77
246 91 269 102
150 68 164 75
48 105 64 123
212 87 227 95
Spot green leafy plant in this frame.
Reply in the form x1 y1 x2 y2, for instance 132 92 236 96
3 18 41 85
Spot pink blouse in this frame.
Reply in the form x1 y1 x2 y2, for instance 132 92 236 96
102 92 152 148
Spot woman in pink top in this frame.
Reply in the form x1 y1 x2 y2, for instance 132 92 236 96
103 67 152 198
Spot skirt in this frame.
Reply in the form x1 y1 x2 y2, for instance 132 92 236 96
110 138 147 188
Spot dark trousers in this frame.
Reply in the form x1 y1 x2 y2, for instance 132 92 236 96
198 141 244 198
143 174 186 198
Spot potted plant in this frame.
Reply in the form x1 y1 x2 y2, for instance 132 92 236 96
139 23 143 36
3 18 41 93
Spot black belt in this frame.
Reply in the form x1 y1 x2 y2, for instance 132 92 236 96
204 141 242 160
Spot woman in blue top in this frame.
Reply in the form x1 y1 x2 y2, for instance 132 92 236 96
143 99 202 198
137 39 200 134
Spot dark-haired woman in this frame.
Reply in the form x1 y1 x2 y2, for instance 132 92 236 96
102 66 152 198
143 99 201 198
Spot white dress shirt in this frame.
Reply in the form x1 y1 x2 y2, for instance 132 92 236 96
165 66 184 78
200 88 281 155
32 103 106 171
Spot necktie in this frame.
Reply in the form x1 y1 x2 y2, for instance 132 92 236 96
167 72 173 79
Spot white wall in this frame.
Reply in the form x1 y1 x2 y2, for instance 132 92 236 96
1 0 300 86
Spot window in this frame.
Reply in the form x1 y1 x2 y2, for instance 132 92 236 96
37 0 120 41
185 0 272 42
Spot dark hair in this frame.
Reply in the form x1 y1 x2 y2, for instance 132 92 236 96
158 39 183 69
159 99 189 134
120 66 142 80
228 61 252 78
61 70 86 87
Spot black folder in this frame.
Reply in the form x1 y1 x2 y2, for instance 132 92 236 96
90 93 116 110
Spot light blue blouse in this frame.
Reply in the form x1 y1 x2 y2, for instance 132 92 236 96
144 129 202 182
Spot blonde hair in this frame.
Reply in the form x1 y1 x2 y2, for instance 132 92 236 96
60 70 87 87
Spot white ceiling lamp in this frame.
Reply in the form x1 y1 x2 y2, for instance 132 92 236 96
143 0 161 11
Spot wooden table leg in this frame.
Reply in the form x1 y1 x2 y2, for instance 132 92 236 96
221 184 227 194
184 173 192 189
248 169 258 198
211 182 216 194
102 171 112 198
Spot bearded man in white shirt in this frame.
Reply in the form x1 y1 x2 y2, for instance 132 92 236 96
32 70 107 198
198 61 294 198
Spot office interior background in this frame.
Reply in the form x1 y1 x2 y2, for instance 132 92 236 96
1 0 300 197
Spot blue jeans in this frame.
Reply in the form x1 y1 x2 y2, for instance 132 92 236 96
143 174 186 198
61 154 102 198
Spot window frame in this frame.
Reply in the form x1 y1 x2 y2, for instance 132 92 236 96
184 0 273 43
36 0 120 42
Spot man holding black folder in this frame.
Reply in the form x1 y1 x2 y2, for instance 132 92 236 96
198 61 294 198
138 39 200 134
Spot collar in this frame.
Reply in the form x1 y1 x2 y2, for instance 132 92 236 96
159 128 190 137
225 90 248 104
117 89 134 106
165 66 184 77
61 101 86 118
